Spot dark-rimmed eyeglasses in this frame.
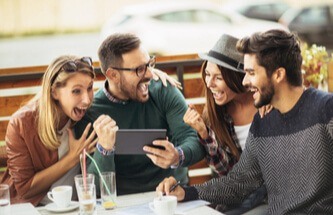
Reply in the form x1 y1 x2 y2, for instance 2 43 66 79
51 57 93 85
111 56 156 78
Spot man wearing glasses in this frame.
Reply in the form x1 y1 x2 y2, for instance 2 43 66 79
75 33 205 195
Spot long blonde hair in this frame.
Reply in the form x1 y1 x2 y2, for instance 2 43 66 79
34 55 95 150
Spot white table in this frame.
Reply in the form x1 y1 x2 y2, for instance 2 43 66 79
11 192 224 215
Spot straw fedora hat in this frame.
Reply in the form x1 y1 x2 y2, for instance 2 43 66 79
199 34 244 73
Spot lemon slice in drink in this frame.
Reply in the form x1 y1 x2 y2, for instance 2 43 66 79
103 201 116 209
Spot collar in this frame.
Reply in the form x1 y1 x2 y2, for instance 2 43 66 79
102 81 129 105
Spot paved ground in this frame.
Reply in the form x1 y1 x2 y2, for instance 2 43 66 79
0 32 101 68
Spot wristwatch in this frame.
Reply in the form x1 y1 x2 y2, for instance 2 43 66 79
96 143 114 156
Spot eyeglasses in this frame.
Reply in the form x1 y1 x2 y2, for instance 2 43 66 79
111 56 156 78
51 57 93 85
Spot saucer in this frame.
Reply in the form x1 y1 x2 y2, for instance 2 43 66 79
45 201 79 213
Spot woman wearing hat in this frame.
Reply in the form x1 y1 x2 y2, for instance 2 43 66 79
183 34 267 214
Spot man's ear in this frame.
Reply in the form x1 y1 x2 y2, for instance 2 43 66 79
273 67 286 84
106 68 119 82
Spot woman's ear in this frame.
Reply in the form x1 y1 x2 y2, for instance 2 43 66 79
51 88 59 100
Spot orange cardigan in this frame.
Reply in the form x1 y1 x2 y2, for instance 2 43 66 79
1 102 58 206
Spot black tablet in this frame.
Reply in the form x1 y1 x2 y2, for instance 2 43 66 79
114 129 167 155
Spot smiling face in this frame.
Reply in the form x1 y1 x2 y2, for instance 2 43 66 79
117 46 153 103
52 72 94 123
204 62 237 106
242 54 274 108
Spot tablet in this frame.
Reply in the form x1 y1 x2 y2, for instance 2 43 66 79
115 129 167 155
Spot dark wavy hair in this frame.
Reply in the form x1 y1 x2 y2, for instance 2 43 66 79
236 29 303 86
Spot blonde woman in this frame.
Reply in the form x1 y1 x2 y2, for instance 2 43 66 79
1 55 118 206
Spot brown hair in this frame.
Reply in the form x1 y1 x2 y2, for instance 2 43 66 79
237 29 303 86
201 61 245 160
98 33 141 75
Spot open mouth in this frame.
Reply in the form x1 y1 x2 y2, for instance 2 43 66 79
249 88 259 99
73 107 87 119
138 82 150 96
211 90 223 100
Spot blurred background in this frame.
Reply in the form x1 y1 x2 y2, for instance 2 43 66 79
0 0 332 68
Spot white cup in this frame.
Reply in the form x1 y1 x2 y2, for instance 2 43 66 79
149 196 177 215
47 185 72 208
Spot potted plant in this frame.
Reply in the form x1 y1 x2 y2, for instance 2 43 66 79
301 44 332 91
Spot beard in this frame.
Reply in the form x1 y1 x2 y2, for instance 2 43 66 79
254 82 274 108
119 75 150 103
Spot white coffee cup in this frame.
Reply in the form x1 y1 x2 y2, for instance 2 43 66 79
47 185 72 208
149 195 177 215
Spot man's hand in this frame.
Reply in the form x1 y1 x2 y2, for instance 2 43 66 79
143 139 179 169
93 114 119 150
156 176 185 201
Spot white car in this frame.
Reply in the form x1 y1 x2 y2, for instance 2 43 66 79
100 1 288 55
279 3 333 49
224 0 290 22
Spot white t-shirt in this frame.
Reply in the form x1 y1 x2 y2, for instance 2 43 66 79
234 123 251 150
40 120 80 205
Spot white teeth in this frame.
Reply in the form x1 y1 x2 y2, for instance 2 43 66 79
139 83 148 91
211 90 222 96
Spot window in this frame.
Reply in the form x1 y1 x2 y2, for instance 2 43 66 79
195 10 231 23
294 6 328 26
154 10 195 22
153 9 231 24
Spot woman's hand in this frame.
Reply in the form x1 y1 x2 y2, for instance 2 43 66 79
156 177 185 201
258 104 273 118
93 114 118 150
183 104 208 139
152 68 182 90
67 123 97 162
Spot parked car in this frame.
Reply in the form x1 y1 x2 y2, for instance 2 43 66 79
279 3 333 49
100 1 288 56
225 0 290 22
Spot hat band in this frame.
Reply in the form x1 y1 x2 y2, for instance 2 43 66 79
208 50 244 71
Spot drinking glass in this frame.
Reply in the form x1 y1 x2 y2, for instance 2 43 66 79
0 184 10 215
74 174 95 189
100 172 117 209
76 184 96 215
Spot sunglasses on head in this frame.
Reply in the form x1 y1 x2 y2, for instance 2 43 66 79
51 57 93 85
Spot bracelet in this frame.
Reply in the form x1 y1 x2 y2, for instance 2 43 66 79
96 143 114 156
171 147 185 169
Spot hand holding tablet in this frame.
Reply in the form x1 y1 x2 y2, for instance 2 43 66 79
114 129 167 155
